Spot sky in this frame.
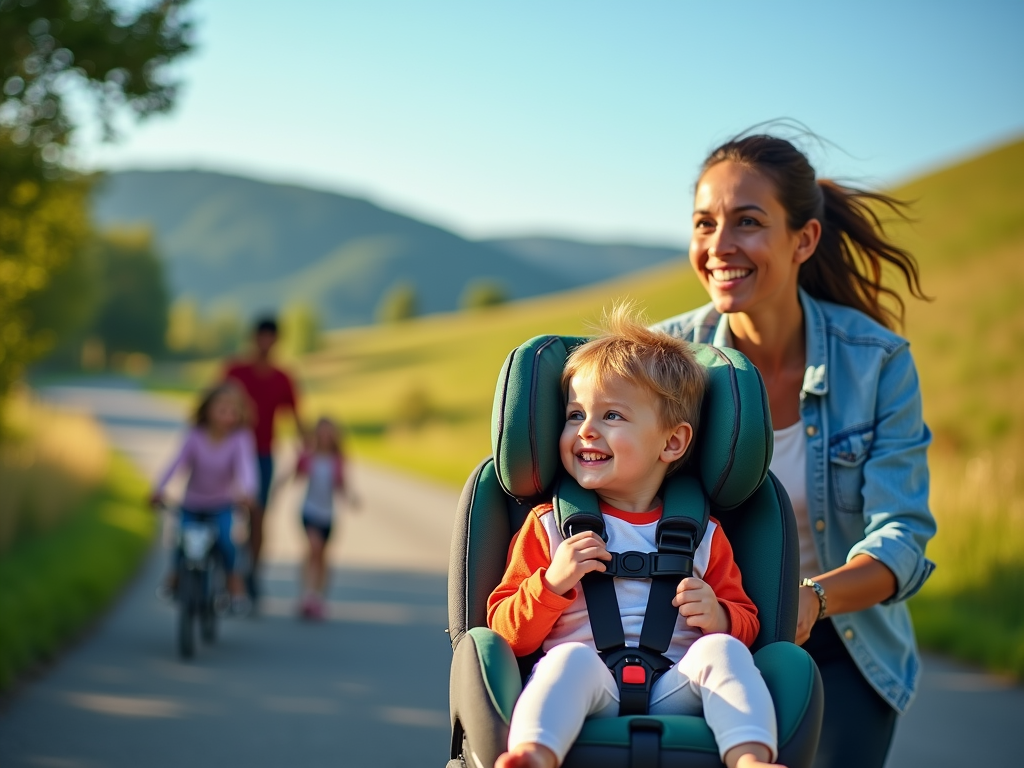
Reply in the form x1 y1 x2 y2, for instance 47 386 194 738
77 0 1024 246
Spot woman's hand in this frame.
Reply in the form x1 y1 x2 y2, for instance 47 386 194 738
796 585 820 645
673 577 729 634
543 531 611 596
148 491 164 510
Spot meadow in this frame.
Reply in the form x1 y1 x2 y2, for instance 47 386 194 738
287 137 1024 676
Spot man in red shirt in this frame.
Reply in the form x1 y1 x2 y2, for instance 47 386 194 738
225 317 304 601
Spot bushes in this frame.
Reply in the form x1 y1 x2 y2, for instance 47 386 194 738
0 453 155 690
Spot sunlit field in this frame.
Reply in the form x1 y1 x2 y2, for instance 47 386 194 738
297 138 1024 675
161 138 1024 674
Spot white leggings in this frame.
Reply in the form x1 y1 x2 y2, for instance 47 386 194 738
508 634 778 764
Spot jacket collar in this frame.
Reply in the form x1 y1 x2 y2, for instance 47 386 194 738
800 288 829 396
706 289 828 396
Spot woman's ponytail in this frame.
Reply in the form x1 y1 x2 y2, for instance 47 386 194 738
700 134 929 330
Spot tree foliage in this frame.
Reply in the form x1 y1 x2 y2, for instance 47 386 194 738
460 278 508 310
90 228 168 357
0 0 193 398
376 281 418 324
281 303 321 357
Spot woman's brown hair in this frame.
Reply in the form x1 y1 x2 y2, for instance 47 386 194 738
700 133 929 329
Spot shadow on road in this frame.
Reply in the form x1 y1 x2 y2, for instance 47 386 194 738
0 552 452 768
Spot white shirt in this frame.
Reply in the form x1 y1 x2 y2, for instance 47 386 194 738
302 455 337 523
770 421 821 580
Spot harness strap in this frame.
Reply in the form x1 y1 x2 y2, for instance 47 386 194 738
553 473 711 715
638 475 708 655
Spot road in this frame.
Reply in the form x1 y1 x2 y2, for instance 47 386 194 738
1 385 1021 767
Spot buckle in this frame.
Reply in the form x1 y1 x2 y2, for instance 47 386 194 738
621 664 646 685
604 551 691 579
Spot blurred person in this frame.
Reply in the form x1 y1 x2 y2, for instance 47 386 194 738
289 417 359 620
150 382 257 611
656 131 936 768
225 316 304 602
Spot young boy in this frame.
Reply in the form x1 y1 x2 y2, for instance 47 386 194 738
489 306 782 768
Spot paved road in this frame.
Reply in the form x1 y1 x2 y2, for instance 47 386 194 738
1 385 1021 767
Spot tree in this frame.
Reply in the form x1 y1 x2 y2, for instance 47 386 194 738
90 228 169 358
460 279 508 310
0 0 193 400
376 281 418 323
281 303 321 357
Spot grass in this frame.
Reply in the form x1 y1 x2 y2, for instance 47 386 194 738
162 136 1024 676
0 392 109 553
0 452 155 690
909 452 1024 677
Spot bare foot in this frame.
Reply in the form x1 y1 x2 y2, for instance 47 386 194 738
494 743 558 768
725 742 784 768
735 756 784 768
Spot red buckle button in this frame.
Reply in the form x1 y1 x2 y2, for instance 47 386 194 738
621 665 646 685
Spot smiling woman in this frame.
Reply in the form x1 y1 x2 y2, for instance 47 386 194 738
657 132 937 768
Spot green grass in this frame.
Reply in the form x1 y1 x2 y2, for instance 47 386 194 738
909 453 1024 678
0 452 156 690
165 136 1024 676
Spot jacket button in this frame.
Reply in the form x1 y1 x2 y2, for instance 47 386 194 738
815 519 826 532
805 425 818 437
844 629 855 640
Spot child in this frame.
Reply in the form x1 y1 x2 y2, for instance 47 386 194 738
151 382 257 610
489 306 782 768
293 417 355 620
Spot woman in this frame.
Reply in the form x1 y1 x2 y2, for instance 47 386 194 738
657 133 936 768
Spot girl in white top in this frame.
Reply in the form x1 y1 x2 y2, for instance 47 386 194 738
293 417 355 619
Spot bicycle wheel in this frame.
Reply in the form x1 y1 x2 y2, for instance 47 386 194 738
177 570 198 658
200 593 217 643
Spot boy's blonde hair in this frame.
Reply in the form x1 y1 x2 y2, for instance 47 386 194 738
561 303 708 468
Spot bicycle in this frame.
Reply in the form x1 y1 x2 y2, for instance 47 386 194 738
175 511 231 658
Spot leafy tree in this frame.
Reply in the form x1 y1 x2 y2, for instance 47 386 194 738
460 279 508 310
376 281 418 323
91 228 168 357
0 0 193 399
281 303 321 357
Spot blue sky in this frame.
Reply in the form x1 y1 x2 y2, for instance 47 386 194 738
79 0 1024 245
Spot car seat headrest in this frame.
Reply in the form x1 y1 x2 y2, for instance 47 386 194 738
491 335 773 509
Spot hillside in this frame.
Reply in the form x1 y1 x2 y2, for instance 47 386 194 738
92 170 679 328
284 136 1024 482
483 236 681 282
281 135 1024 677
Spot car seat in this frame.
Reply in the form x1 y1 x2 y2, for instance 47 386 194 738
446 335 823 768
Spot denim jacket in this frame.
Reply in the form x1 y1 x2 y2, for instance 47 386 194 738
656 289 936 713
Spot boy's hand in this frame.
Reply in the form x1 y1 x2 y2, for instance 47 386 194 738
543 531 611 596
673 577 729 634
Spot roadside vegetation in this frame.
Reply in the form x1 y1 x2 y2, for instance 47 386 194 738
0 396 155 690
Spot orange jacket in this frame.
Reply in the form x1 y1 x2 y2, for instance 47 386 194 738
487 501 759 659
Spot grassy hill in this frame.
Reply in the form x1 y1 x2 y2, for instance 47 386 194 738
93 171 679 328
296 136 1024 481
286 136 1024 675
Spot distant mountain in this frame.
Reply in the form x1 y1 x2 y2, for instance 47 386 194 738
91 170 679 328
483 237 682 282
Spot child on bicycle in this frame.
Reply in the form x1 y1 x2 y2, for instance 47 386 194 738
151 382 257 611
293 417 357 620
489 306 782 768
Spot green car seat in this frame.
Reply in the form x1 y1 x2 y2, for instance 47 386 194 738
447 336 823 768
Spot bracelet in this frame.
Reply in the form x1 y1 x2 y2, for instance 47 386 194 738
801 578 827 620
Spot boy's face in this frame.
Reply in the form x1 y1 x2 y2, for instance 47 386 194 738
559 371 690 512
